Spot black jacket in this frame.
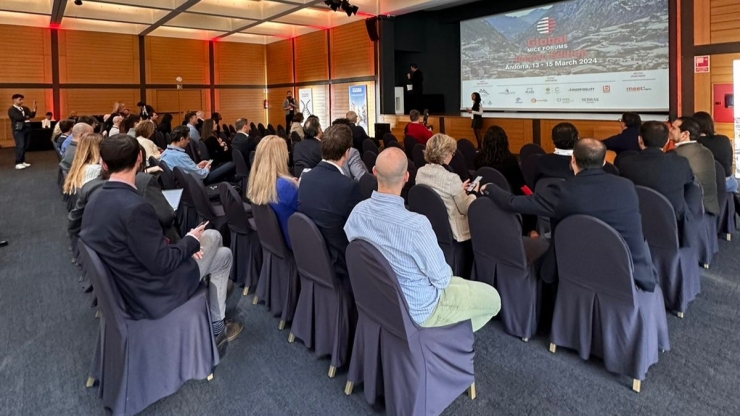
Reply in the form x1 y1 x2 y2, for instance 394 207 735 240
485 169 657 292
298 162 362 282
293 136 322 177
533 153 573 186
618 147 695 222
602 127 641 154
8 105 36 125
79 181 199 320
231 132 257 162
697 134 733 177
350 124 370 152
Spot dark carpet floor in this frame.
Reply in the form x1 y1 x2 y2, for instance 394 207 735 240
0 149 738 416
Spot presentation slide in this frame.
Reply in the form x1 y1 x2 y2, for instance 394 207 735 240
460 0 669 112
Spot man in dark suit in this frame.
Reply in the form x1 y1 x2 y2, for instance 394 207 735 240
7 93 37 169
484 139 657 292
407 64 424 111
293 117 322 177
670 116 720 216
230 118 257 163
602 112 642 154
79 134 242 346
533 122 578 186
298 124 363 284
346 110 370 152
618 121 695 224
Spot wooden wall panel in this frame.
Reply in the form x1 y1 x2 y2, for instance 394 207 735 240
60 89 138 117
330 21 374 80
295 31 329 83
146 37 209 85
0 88 52 145
540 120 622 153
446 118 534 151
267 88 295 128
214 42 266 85
147 88 209 125
215 89 266 127
710 0 740 44
0 25 51 83
331 81 376 136
266 40 294 86
694 0 712 45
59 31 139 84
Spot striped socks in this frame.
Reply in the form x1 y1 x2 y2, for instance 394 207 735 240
212 320 225 337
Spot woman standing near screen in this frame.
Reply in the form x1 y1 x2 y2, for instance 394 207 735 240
467 92 483 147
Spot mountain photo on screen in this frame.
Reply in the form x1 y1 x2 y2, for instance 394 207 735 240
460 0 669 112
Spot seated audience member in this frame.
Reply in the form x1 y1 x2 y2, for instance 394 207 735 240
60 122 94 173
79 134 242 345
405 109 433 145
670 116 720 216
618 121 695 224
694 111 736 192
247 135 298 249
184 111 201 142
231 118 257 160
290 112 305 140
344 147 500 331
135 120 161 161
533 122 579 185
77 115 100 133
474 125 526 193
63 132 103 196
69 146 179 244
416 133 479 243
109 115 123 136
331 118 367 180
103 101 125 133
298 124 362 283
483 139 657 292
54 119 74 150
293 117 322 177
42 112 54 129
157 113 173 136
602 112 642 154
347 110 371 152
160 125 234 185
120 114 141 138
202 120 232 167
211 112 223 137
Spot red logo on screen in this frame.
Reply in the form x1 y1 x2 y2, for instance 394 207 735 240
537 17 557 34
603 85 611 93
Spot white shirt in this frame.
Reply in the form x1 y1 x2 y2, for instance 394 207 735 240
322 159 346 176
553 148 574 156
42 119 52 128
470 104 483 119
674 140 696 148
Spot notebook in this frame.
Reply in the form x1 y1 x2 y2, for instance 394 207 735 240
162 189 184 210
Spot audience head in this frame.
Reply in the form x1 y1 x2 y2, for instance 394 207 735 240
112 115 123 127
620 112 642 129
184 111 198 126
71 122 94 142
332 118 350 126
77 115 99 130
321 124 353 163
424 133 458 165
639 121 670 149
480 125 511 164
135 120 156 139
111 102 124 114
292 112 304 124
346 111 358 124
211 112 222 122
552 122 579 150
100 133 141 175
235 118 249 133
169 125 191 148
374 147 408 195
692 111 716 136
63 132 104 194
45 112 53 119
670 116 700 143
286 90 293 98
151 112 159 122
304 117 322 138
59 119 74 134
307 114 319 123
247 135 293 205
410 64 418 71
120 114 141 134
12 93 24 105
571 138 606 173
409 110 421 122
159 113 173 128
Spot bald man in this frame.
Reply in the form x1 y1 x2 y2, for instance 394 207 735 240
60 122 94 173
483 139 657 292
344 148 500 332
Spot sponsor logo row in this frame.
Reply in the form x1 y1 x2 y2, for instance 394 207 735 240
477 85 653 97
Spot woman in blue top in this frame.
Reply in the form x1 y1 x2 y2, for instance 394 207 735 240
247 135 298 248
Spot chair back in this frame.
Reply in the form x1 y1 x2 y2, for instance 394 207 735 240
534 177 564 235
218 183 252 235
468 197 526 272
359 173 377 200
520 153 542 189
448 149 470 181
635 186 679 250
362 151 377 171
250 122 257 132
258 123 267 136
474 166 510 192
404 136 417 158
382 133 397 148
277 125 286 138
78 241 128 333
412 144 426 169
408 184 454 246
221 123 229 134
346 240 419 340
685 181 705 216
267 124 276 135
252 204 290 258
228 125 236 135
519 143 545 162
555 215 635 304
603 162 619 175
249 150 256 167
232 149 250 179
457 138 477 171
156 160 177 190
714 161 727 208
197 140 210 161
172 167 195 208
362 138 379 155
288 213 337 290
182 171 220 222
290 131 302 144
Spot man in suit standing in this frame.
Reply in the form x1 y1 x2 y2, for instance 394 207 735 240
231 118 257 161
283 90 297 128
670 116 719 216
533 122 578 186
298 124 363 284
80 134 242 346
8 94 37 169
407 64 424 112
293 117 322 177
618 121 695 224
484 139 657 292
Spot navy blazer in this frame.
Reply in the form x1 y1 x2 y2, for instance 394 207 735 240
602 126 641 154
533 153 573 186
485 169 657 292
80 182 202 320
298 161 362 281
293 136 322 177
231 132 257 162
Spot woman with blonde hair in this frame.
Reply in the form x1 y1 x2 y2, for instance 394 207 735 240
135 120 161 161
415 133 479 242
63 132 103 195
247 135 298 248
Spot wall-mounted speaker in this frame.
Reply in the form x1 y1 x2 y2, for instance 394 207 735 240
365 17 379 41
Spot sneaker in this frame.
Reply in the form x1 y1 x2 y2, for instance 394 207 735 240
224 320 244 342
22 163 30 167
14 164 26 170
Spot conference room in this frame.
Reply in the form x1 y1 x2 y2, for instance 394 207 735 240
0 0 739 415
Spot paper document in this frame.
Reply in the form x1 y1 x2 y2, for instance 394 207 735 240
162 189 183 210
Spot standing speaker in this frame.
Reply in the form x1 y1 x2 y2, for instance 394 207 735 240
365 17 379 41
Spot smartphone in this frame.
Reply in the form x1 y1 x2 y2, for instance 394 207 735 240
467 176 482 192
206 159 213 168
197 220 209 229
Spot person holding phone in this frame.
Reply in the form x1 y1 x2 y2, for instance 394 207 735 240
160 126 235 185
8 93 36 169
